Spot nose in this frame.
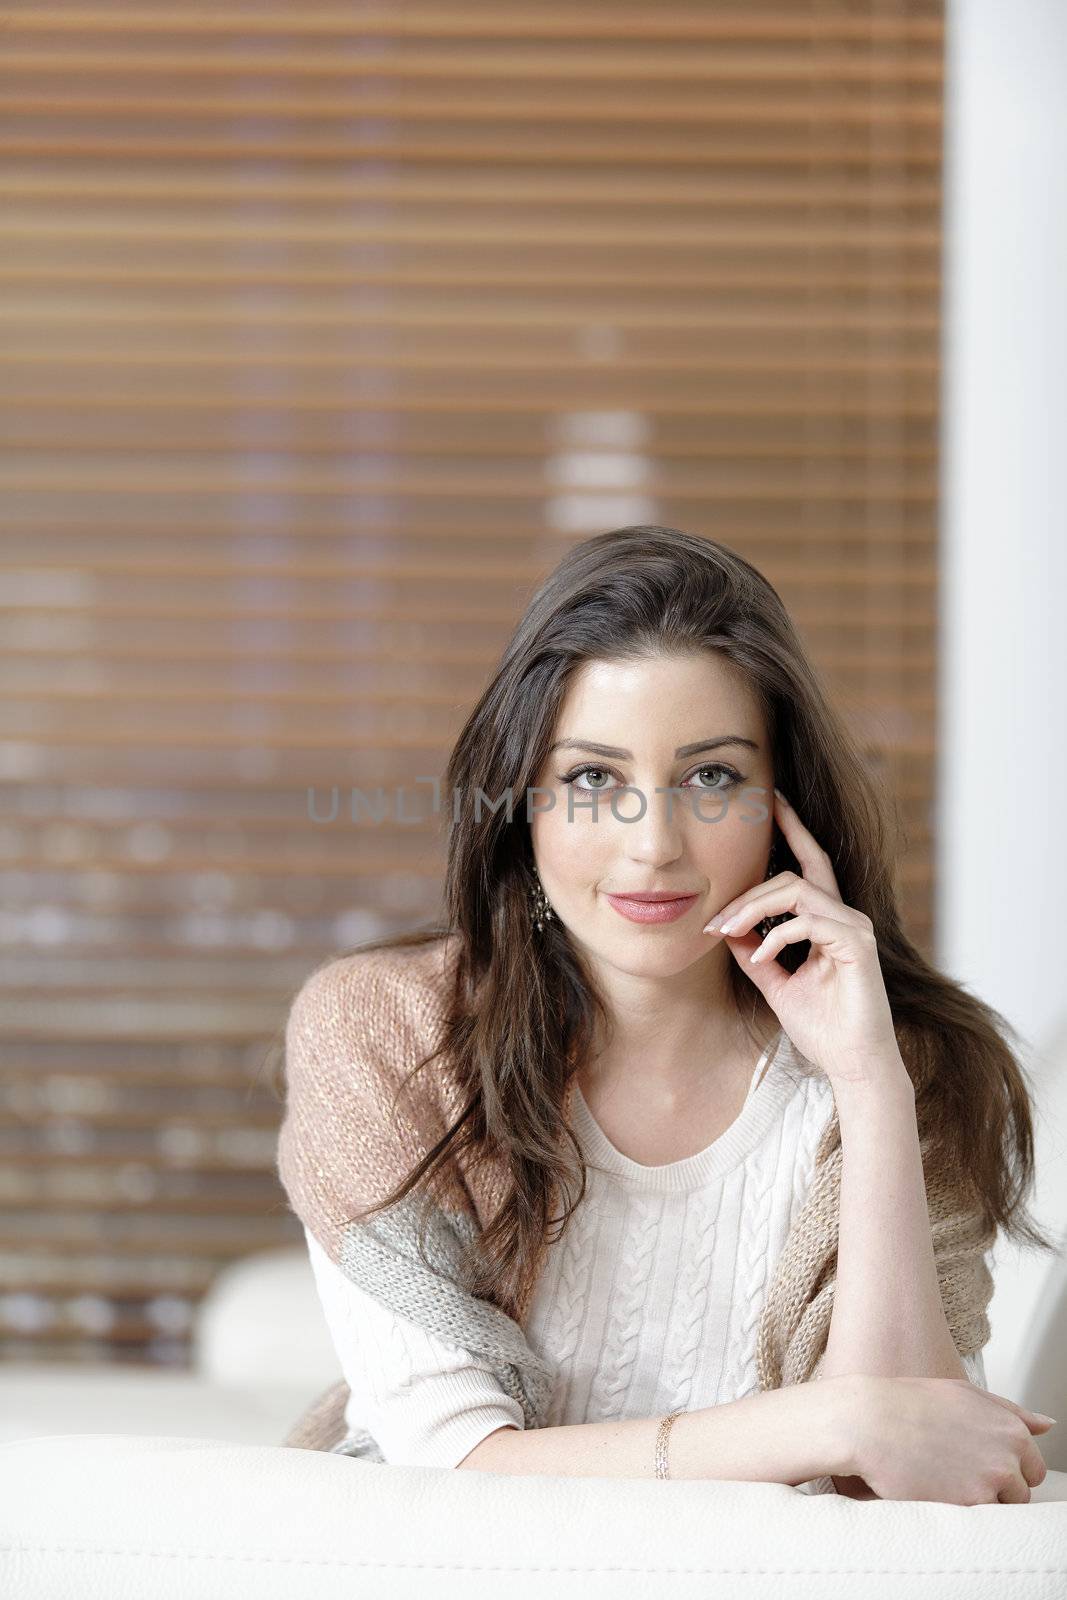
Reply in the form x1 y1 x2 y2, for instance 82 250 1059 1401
615 783 686 867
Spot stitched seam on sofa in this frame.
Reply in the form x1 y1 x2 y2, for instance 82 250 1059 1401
2 1548 1065 1574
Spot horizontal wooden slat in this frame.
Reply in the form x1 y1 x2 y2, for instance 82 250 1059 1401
2 342 942 364
0 534 934 566
2 45 944 85
1 173 943 205
3 90 944 126
0 997 285 1039
1 1067 276 1094
0 595 944 624
0 1190 287 1215
0 656 941 690
0 391 945 414
0 138 947 171
0 1219 298 1252
1 7 943 44
0 307 944 332
1 1146 281 1171
0 1254 233 1288
0 267 946 289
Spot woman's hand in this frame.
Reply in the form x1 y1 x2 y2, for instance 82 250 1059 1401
703 789 900 1087
826 1373 1054 1503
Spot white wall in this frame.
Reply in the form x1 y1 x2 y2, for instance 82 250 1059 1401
939 0 1067 1412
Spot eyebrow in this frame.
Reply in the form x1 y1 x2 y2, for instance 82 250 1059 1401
548 736 760 759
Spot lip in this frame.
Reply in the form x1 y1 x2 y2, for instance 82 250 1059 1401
603 891 700 925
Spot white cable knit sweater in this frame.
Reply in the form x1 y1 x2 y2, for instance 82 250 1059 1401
303 1031 987 1482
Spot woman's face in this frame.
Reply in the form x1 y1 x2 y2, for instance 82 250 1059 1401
529 652 776 980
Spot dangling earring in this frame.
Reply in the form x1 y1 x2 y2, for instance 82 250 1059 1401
528 868 553 933
757 840 778 936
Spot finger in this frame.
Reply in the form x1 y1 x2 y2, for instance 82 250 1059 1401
745 910 872 967
1020 1440 1048 1488
773 789 842 898
995 1473 1031 1504
709 879 868 939
983 1390 1057 1432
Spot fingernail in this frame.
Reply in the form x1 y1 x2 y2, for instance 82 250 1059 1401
774 788 788 804
703 919 722 933
1033 1412 1058 1426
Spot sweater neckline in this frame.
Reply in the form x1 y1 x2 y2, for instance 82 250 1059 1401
570 1028 798 1192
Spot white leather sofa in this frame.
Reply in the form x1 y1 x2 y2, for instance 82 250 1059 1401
1 1239 1066 1599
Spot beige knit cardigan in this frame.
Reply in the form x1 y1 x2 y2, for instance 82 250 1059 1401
275 932 996 1458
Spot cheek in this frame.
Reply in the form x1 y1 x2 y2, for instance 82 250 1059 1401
731 822 773 884
688 807 770 867
534 800 605 874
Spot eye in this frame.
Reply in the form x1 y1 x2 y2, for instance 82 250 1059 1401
682 763 742 791
559 764 618 791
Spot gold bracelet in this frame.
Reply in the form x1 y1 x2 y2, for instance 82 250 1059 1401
654 1408 685 1479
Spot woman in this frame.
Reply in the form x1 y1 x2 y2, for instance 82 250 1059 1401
277 524 1058 1501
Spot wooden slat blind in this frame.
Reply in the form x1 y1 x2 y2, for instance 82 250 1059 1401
0 0 944 1366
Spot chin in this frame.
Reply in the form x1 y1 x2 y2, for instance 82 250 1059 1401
593 928 705 975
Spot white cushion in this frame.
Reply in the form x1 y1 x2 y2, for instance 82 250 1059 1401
0 1364 314 1448
193 1245 341 1390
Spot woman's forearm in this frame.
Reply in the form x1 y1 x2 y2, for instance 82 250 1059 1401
818 1056 967 1382
458 1380 854 1482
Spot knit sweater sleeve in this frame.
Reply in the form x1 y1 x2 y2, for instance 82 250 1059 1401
278 951 421 1251
302 1223 523 1469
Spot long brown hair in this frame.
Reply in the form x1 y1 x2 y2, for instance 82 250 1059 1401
274 525 1056 1311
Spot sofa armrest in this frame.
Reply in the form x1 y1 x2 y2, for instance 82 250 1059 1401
1 1434 1065 1600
